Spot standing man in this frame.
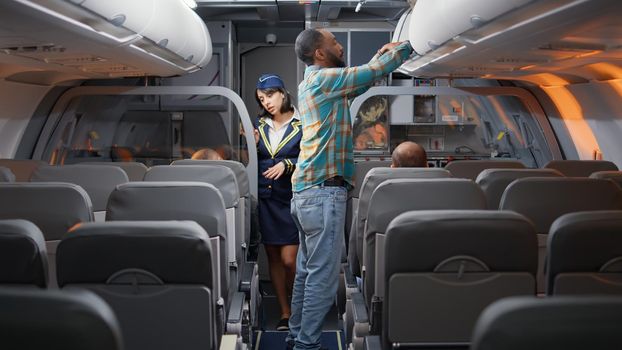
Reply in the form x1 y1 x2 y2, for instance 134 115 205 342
287 28 413 350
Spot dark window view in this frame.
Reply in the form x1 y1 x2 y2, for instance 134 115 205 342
44 94 246 167
354 93 553 168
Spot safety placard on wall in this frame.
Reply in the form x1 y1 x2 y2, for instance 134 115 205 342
429 137 444 151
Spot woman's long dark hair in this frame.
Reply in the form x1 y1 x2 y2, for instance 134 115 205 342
256 87 295 118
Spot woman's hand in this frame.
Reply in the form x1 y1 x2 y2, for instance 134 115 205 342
254 129 260 144
263 161 286 180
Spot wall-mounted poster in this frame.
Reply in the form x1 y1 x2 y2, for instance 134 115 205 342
353 95 389 152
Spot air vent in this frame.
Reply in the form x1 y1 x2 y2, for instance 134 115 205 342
1 44 65 55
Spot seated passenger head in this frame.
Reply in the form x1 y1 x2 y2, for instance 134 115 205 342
391 141 428 168
215 144 237 161
191 148 223 160
255 74 294 118
295 28 345 68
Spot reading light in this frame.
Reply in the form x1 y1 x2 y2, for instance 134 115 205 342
355 0 367 13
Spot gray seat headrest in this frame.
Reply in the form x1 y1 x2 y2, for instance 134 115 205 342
0 183 93 240
31 165 129 211
0 159 47 182
172 159 249 197
499 178 622 234
357 168 451 236
57 221 215 289
352 160 392 198
0 219 48 287
547 211 622 294
366 178 486 236
0 288 122 350
476 169 563 209
82 161 148 181
145 165 239 208
385 210 538 278
445 160 525 180
590 171 622 188
0 166 15 182
471 296 622 350
545 160 618 177
106 182 226 241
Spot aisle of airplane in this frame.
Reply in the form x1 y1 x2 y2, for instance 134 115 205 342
1 1 622 350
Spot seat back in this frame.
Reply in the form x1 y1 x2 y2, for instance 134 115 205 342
471 296 622 350
144 165 241 268
476 169 563 209
0 159 47 181
106 182 228 305
384 210 537 346
0 288 122 350
57 221 216 350
82 161 148 181
547 211 622 295
352 160 392 198
500 177 622 292
364 178 486 306
0 219 48 288
31 165 129 218
590 170 622 188
445 160 525 180
0 166 15 182
172 159 252 254
544 160 618 177
350 168 451 276
0 183 93 287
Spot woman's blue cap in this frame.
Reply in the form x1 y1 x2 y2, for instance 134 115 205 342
257 74 285 89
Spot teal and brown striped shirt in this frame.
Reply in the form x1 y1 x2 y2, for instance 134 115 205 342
292 41 413 192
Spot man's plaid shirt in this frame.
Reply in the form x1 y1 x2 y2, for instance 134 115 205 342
292 41 413 192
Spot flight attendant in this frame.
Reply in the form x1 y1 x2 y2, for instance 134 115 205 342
254 74 301 331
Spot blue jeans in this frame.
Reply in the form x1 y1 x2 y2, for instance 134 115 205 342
287 186 347 350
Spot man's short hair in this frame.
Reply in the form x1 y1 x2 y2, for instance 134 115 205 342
191 148 222 160
392 141 428 168
295 29 324 66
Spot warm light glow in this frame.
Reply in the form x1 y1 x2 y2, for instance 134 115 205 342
583 62 622 81
486 97 525 145
519 64 536 71
541 86 601 160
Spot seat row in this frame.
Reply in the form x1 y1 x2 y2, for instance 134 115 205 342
352 210 622 349
0 219 229 350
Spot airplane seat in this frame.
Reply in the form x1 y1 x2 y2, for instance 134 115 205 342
544 160 618 177
0 219 48 288
547 211 622 296
471 296 622 350
0 288 122 350
105 181 239 340
30 165 129 222
57 221 217 350
82 161 149 181
143 165 241 275
0 182 94 288
475 169 563 209
343 168 451 344
382 210 537 348
0 159 47 181
348 178 485 350
499 178 622 293
444 160 526 180
0 166 15 182
590 170 622 188
350 168 451 278
171 159 259 329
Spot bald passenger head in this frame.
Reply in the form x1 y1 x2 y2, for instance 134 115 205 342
391 141 428 168
191 148 223 160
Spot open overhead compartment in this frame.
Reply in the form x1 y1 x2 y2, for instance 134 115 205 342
398 0 622 84
0 0 212 84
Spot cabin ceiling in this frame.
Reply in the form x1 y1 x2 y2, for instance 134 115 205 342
196 0 408 22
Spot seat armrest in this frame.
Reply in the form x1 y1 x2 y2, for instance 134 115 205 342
226 292 245 334
343 263 359 290
364 335 383 350
352 292 369 330
239 261 257 294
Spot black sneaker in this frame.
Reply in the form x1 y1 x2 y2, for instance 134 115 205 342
276 318 290 331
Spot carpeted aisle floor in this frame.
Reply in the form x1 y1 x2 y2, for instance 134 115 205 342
254 330 345 350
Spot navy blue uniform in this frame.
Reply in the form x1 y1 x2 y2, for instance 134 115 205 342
256 116 302 245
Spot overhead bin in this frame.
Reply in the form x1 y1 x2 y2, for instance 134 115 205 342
0 0 212 80
79 0 212 66
408 0 531 56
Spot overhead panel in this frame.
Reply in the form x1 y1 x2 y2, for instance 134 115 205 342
317 0 407 22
